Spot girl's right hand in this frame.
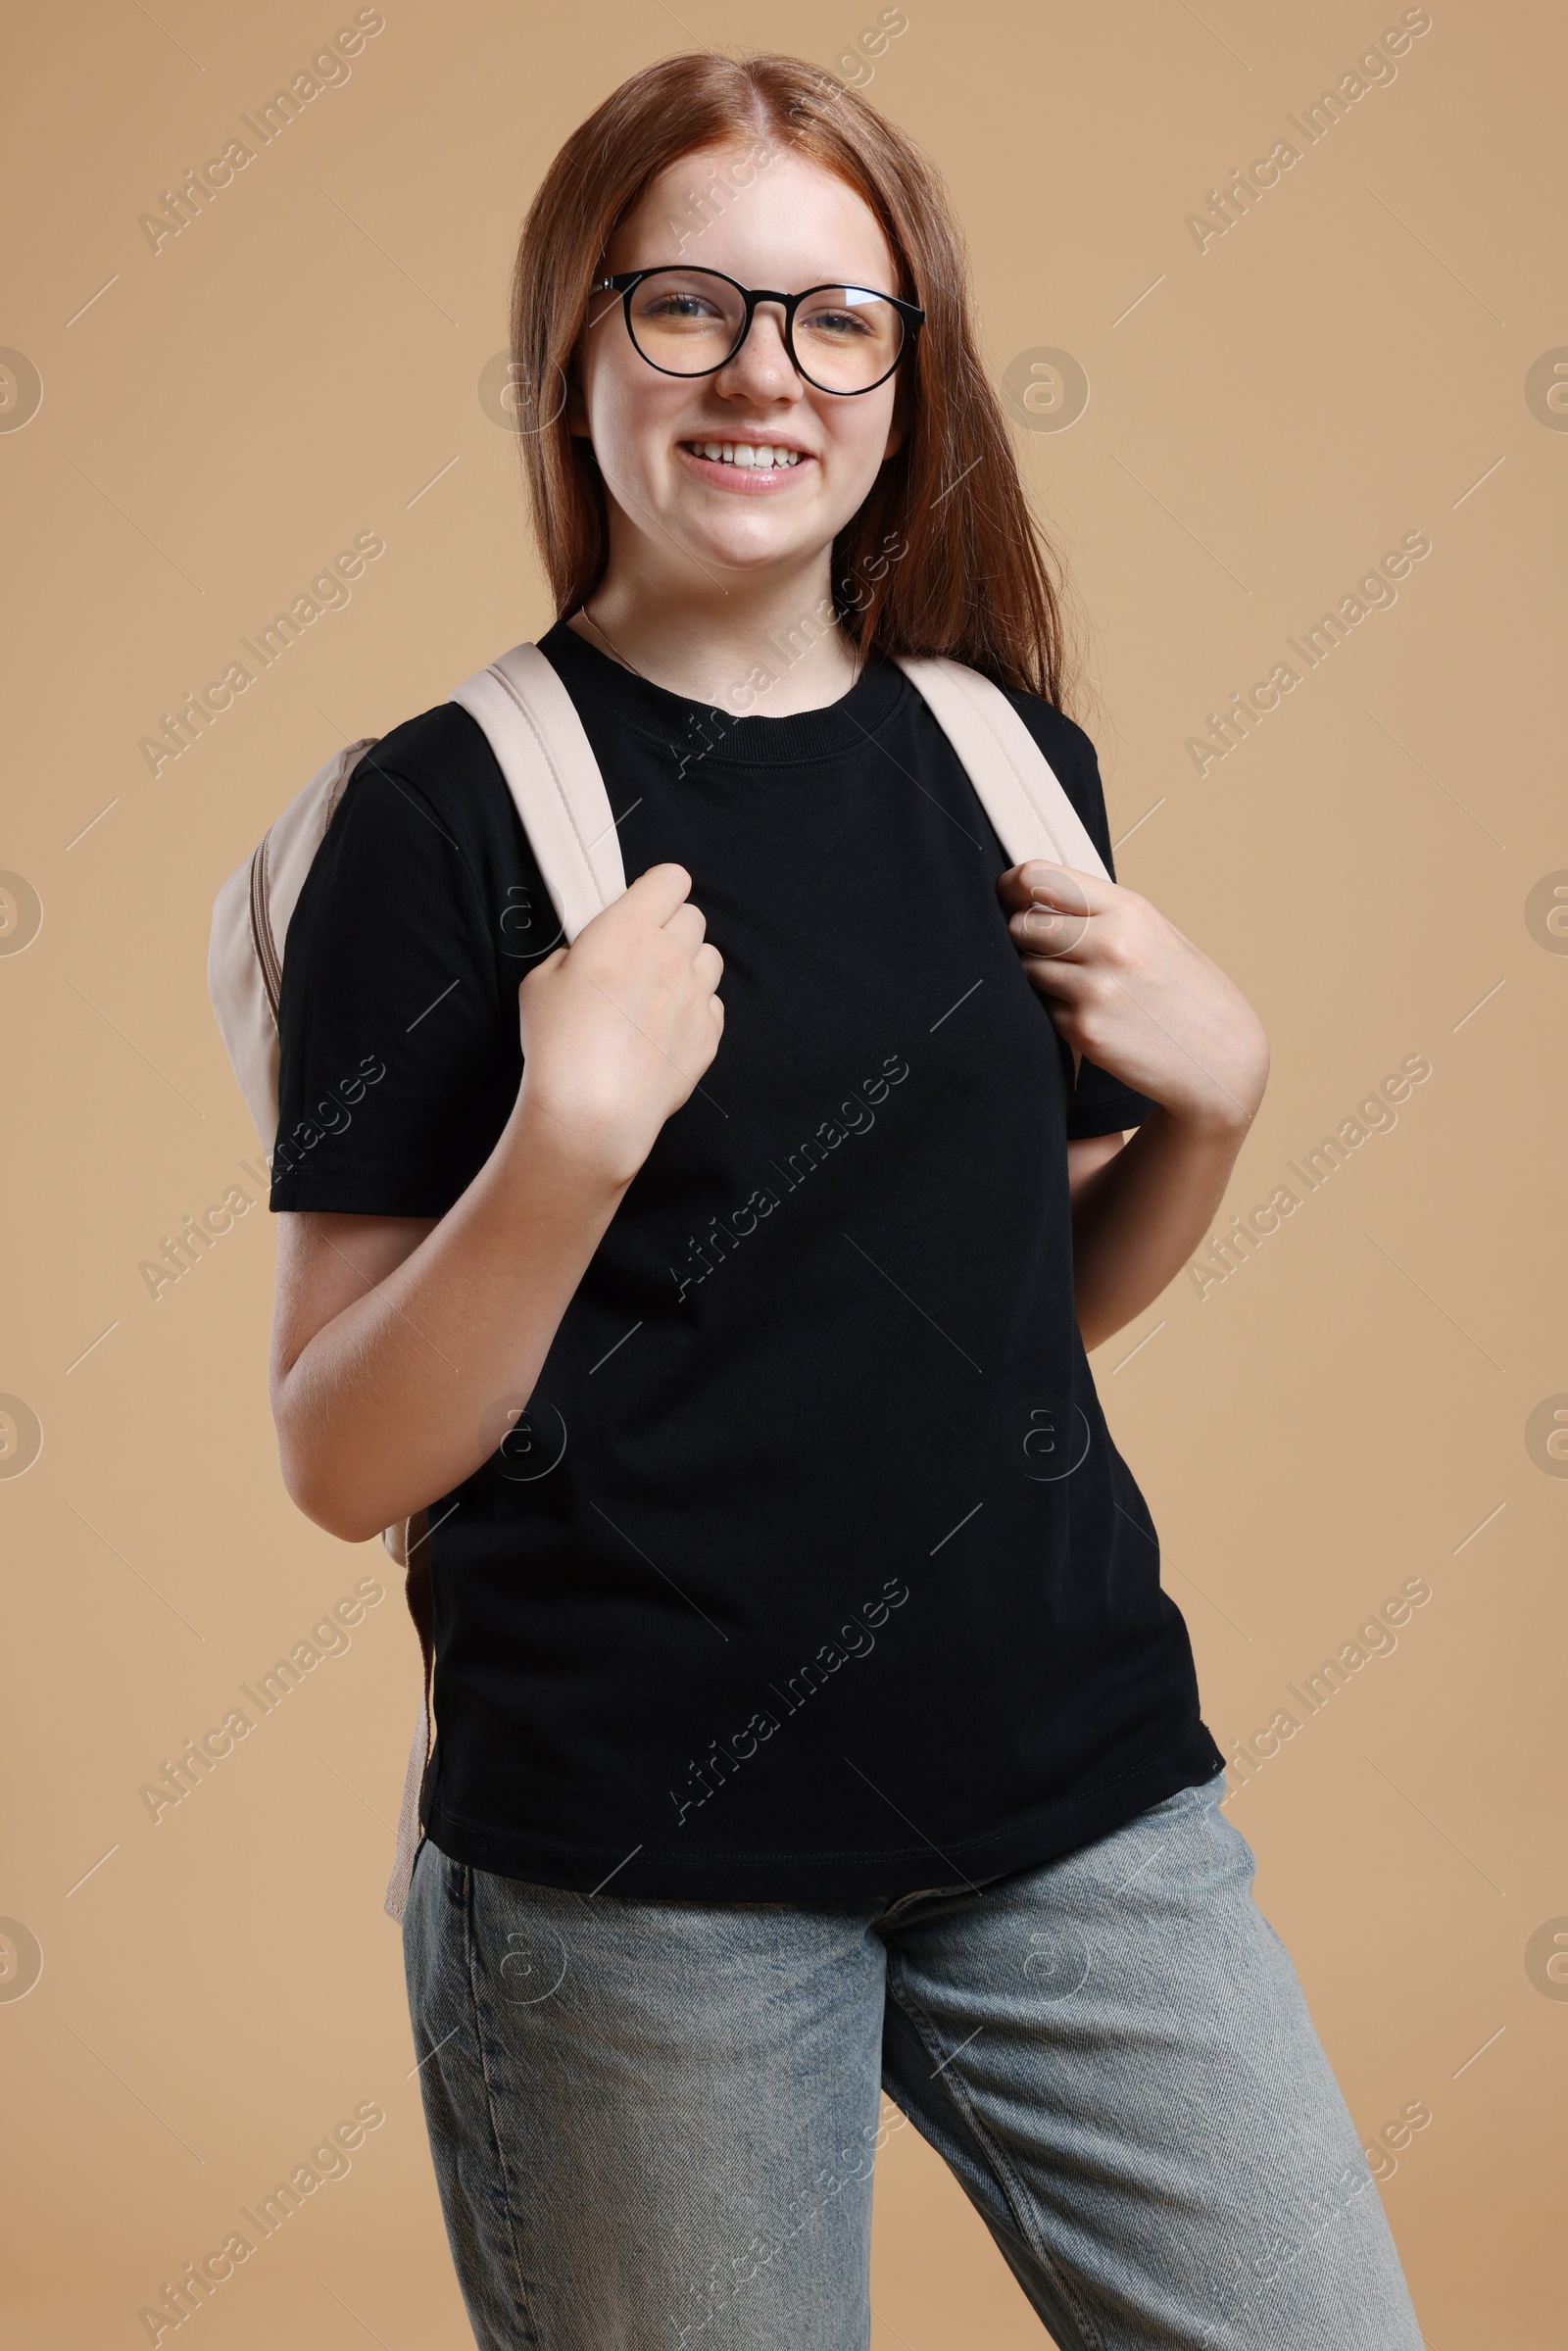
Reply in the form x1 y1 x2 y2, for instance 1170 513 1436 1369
514 863 724 1184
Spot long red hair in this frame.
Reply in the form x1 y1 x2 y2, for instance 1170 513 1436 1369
512 52 1080 711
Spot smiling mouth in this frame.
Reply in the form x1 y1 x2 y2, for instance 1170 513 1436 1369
679 439 808 471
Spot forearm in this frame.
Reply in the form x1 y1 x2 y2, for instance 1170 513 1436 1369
273 1095 627 1542
1070 1107 1250 1351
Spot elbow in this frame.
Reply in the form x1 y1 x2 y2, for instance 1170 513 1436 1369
292 1480 387 1548
272 1392 385 1547
278 1450 381 1546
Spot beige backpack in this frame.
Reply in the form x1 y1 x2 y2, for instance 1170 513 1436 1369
207 639 1109 1922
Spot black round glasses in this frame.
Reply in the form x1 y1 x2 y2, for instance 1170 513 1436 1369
594 267 924 396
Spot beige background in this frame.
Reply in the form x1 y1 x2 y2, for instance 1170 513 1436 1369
3 1 1565 2342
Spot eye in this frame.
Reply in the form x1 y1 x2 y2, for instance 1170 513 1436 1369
639 288 723 321
800 303 872 338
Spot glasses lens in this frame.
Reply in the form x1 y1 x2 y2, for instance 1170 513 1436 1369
622 269 747 374
792 286 905 392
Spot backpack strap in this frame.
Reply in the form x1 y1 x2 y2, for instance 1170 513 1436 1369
451 641 627 940
453 642 1104 929
208 735 379 1152
892 654 1109 881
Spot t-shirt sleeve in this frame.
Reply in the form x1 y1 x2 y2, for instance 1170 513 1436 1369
269 745 522 1216
1004 691 1161 1141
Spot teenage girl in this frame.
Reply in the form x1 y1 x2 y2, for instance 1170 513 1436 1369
268 50 1424 2351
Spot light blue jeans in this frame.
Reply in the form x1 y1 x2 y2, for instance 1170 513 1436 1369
403 1771 1424 2348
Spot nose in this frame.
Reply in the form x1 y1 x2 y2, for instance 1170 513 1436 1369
713 300 802 401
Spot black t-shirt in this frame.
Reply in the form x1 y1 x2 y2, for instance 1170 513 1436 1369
271 619 1224 1899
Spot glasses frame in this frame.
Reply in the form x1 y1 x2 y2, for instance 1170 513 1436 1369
595 267 925 396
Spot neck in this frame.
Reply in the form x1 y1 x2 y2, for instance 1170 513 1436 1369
566 547 863 714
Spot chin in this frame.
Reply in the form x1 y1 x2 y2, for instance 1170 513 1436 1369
677 513 823 572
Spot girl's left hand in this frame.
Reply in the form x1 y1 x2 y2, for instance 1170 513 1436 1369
999 860 1270 1135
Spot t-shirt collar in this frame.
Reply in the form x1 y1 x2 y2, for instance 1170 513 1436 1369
538 614 909 768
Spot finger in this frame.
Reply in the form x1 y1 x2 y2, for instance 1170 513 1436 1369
520 946 567 991
620 862 694 925
996 860 1115 916
663 901 709 954
1016 950 1087 1002
1014 958 1087 1074
693 942 723 994
1007 897 1094 963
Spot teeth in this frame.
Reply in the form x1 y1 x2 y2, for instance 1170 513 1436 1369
693 442 801 468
